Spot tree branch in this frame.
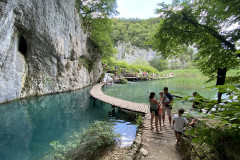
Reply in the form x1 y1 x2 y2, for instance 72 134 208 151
163 26 195 33
181 12 237 53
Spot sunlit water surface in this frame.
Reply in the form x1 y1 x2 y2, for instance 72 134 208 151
0 87 137 160
103 79 217 114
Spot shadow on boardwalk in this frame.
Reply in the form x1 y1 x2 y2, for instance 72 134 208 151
141 112 182 160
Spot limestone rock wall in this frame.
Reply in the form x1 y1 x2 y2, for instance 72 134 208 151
0 0 102 103
115 42 156 63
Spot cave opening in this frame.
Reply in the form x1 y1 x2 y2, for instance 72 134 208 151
18 36 27 56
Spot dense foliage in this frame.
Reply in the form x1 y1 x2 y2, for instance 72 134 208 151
105 58 159 75
110 17 198 70
149 56 168 71
111 18 161 48
46 121 119 160
75 0 118 61
183 84 240 159
89 18 117 60
149 46 195 71
152 0 240 82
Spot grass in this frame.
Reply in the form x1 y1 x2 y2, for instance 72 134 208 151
161 69 240 82
160 69 216 96
159 69 240 113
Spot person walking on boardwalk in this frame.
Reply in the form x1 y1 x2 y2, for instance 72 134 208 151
149 92 161 133
163 87 174 127
173 108 195 146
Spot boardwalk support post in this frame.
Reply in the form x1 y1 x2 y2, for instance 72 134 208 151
111 105 116 116
118 107 121 112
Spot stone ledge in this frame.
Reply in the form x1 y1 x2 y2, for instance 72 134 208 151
124 116 145 160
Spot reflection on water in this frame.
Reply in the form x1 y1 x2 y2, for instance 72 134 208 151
0 87 137 160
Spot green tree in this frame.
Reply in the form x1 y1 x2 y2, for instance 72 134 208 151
76 0 118 27
75 0 119 61
152 0 240 101
132 58 151 67
90 18 117 60
149 56 168 71
110 18 161 49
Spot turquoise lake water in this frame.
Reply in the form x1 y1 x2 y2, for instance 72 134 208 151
0 86 137 160
103 79 217 112
0 79 217 160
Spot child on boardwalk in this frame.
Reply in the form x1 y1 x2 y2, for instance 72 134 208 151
159 91 170 126
159 91 170 106
173 108 195 146
158 104 163 133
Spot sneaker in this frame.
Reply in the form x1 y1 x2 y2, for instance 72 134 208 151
156 130 162 134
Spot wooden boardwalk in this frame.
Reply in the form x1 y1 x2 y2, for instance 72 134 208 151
90 76 174 114
141 112 182 160
90 75 181 159
90 81 149 113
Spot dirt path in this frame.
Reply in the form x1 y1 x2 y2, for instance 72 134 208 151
141 112 182 160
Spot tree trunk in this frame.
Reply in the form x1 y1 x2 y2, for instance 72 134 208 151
216 67 227 103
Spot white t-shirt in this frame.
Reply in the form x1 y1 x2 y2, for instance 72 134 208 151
173 115 188 132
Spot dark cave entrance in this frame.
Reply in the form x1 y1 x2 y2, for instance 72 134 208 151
18 36 27 56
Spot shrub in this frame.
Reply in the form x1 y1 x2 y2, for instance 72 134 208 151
135 114 143 128
105 58 159 74
119 79 128 84
46 121 120 160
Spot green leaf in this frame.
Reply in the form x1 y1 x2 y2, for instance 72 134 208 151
229 118 237 121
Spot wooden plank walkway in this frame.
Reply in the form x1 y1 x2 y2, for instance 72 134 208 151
141 112 182 160
90 81 149 113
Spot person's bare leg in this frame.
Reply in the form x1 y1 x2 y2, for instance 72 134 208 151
176 133 180 145
150 112 154 129
159 118 162 131
162 113 165 125
169 116 172 125
155 116 159 131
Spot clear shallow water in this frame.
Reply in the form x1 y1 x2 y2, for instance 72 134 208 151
103 79 217 112
0 87 137 160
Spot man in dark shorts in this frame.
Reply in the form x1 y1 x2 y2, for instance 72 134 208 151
163 87 174 127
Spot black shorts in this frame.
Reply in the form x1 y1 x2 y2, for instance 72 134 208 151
174 130 182 135
150 108 158 116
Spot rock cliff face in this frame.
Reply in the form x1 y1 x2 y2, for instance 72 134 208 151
115 42 156 63
0 0 102 103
